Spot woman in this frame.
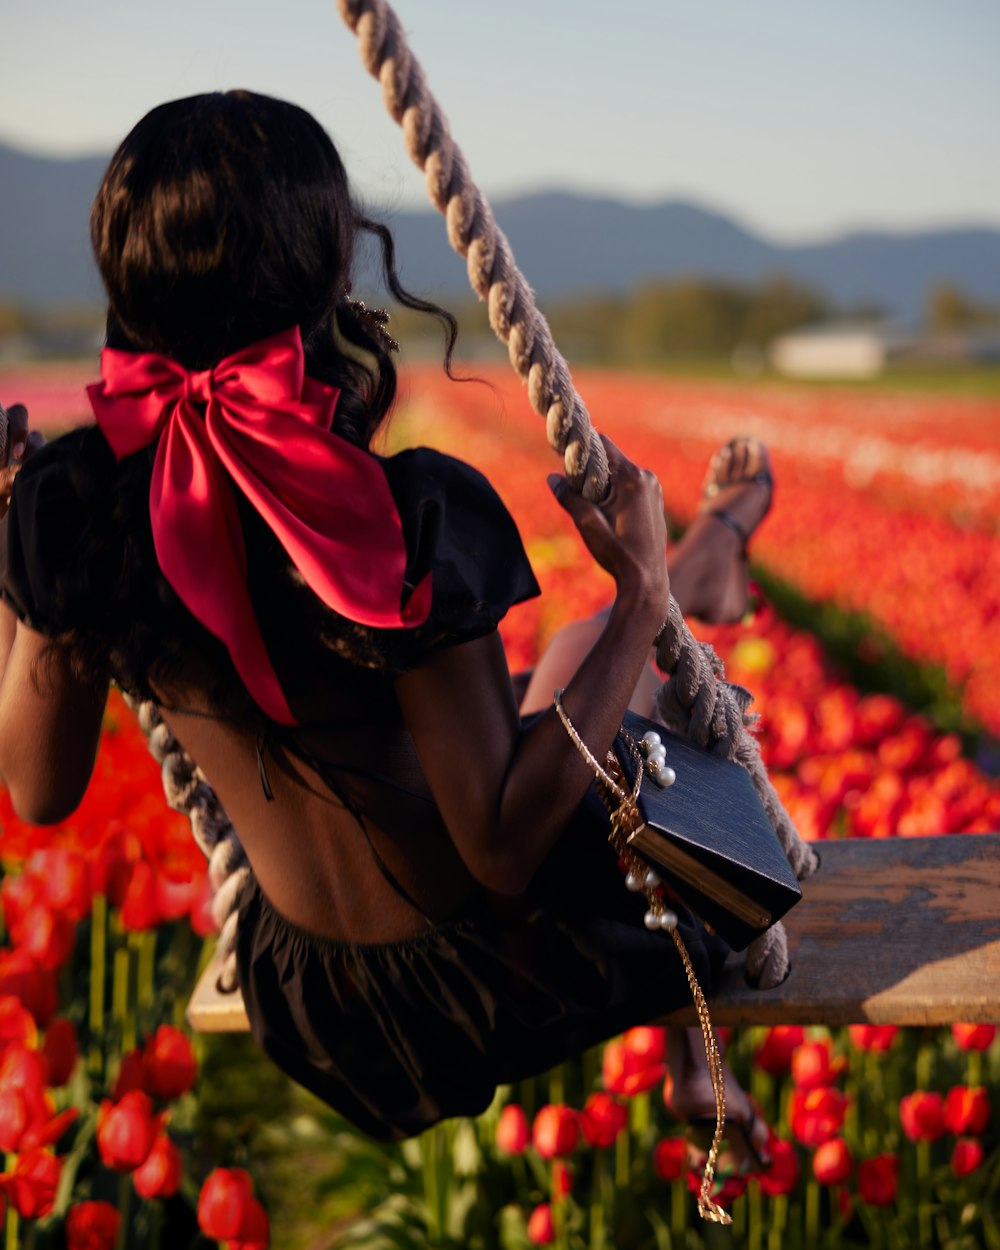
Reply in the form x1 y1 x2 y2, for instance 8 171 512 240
0 91 772 1159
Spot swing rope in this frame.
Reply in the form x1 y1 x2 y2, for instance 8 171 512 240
133 0 817 1006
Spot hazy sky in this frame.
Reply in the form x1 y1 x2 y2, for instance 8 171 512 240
3 0 998 240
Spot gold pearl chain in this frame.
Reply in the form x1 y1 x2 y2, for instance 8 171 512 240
553 690 731 1224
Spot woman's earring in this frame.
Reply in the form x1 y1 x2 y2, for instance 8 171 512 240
347 299 400 354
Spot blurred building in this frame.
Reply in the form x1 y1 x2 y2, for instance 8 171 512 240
769 322 1000 378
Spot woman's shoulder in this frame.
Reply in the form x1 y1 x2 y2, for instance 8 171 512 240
1 425 120 635
369 446 541 670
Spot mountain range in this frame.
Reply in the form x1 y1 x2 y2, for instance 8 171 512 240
2 142 999 317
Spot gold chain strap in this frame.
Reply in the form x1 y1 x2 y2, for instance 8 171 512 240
553 690 732 1224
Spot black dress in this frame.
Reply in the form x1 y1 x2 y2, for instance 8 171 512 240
1 427 726 1141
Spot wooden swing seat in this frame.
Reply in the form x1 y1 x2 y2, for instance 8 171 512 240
187 832 1000 1033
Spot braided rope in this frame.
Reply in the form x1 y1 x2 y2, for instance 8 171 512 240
333 0 817 987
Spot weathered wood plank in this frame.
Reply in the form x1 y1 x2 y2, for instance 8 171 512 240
667 833 1000 1026
187 964 249 1033
188 833 1000 1033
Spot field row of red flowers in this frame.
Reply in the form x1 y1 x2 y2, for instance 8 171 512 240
0 691 261 1247
399 365 1000 738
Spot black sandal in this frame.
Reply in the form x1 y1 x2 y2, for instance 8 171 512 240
686 1104 774 1175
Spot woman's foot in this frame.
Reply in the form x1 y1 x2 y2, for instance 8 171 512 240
668 438 773 624
666 1027 773 1174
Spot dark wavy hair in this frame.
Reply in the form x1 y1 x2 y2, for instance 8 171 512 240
62 90 458 717
92 89 456 447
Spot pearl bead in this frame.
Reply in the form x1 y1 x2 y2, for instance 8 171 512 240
643 909 661 931
625 871 644 892
647 744 667 766
642 731 662 748
644 868 661 889
658 909 678 930
651 765 676 788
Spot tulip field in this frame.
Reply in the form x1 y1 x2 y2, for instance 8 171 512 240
0 361 998 1248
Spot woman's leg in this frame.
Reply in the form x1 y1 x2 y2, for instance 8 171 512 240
667 438 772 624
519 438 773 715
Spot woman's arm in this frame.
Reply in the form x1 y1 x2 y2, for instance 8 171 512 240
0 403 108 824
0 605 109 825
395 438 669 895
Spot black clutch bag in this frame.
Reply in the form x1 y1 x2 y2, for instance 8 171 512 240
611 709 802 951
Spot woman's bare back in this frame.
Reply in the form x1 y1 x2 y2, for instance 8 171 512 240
159 686 481 946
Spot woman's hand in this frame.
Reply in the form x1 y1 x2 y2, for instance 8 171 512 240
0 404 45 520
547 435 669 616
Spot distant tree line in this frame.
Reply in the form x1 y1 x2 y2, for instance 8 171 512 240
387 275 1000 365
1 278 997 364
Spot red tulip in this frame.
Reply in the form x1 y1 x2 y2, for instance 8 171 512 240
606 1028 667 1098
791 1088 849 1147
951 1024 997 1052
97 1091 159 1172
532 1105 578 1158
198 1168 256 1240
65 1200 121 1250
228 1196 270 1249
652 1137 688 1181
847 1025 897 1052
791 1039 846 1090
11 905 75 972
812 1138 853 1185
0 949 57 1027
857 1154 898 1206
495 1104 529 1154
579 1092 628 1148
943 1085 990 1136
29 848 92 923
899 1091 945 1143
0 996 37 1056
0 1148 62 1218
552 1160 573 1199
143 1025 197 1100
757 1138 799 1197
0 874 43 934
92 827 142 907
133 1134 183 1200
0 1044 76 1152
527 1202 554 1245
951 1138 984 1178
754 1026 806 1075
42 1018 78 1087
119 862 161 932
112 1048 147 1100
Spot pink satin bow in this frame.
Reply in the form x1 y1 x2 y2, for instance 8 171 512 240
88 326 431 725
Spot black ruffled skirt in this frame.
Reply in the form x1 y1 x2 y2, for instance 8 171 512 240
236 790 728 1140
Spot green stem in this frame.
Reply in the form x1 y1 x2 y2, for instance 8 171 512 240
768 1194 788 1250
805 1180 820 1249
148 1200 164 1250
614 1120 630 1188
548 1064 565 1107
917 1140 932 1248
421 1130 441 1246
135 931 156 1014
4 1172 18 1250
588 1148 606 1250
116 1172 131 1250
748 1178 762 1250
89 893 108 1076
112 947 134 1053
670 1180 685 1243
